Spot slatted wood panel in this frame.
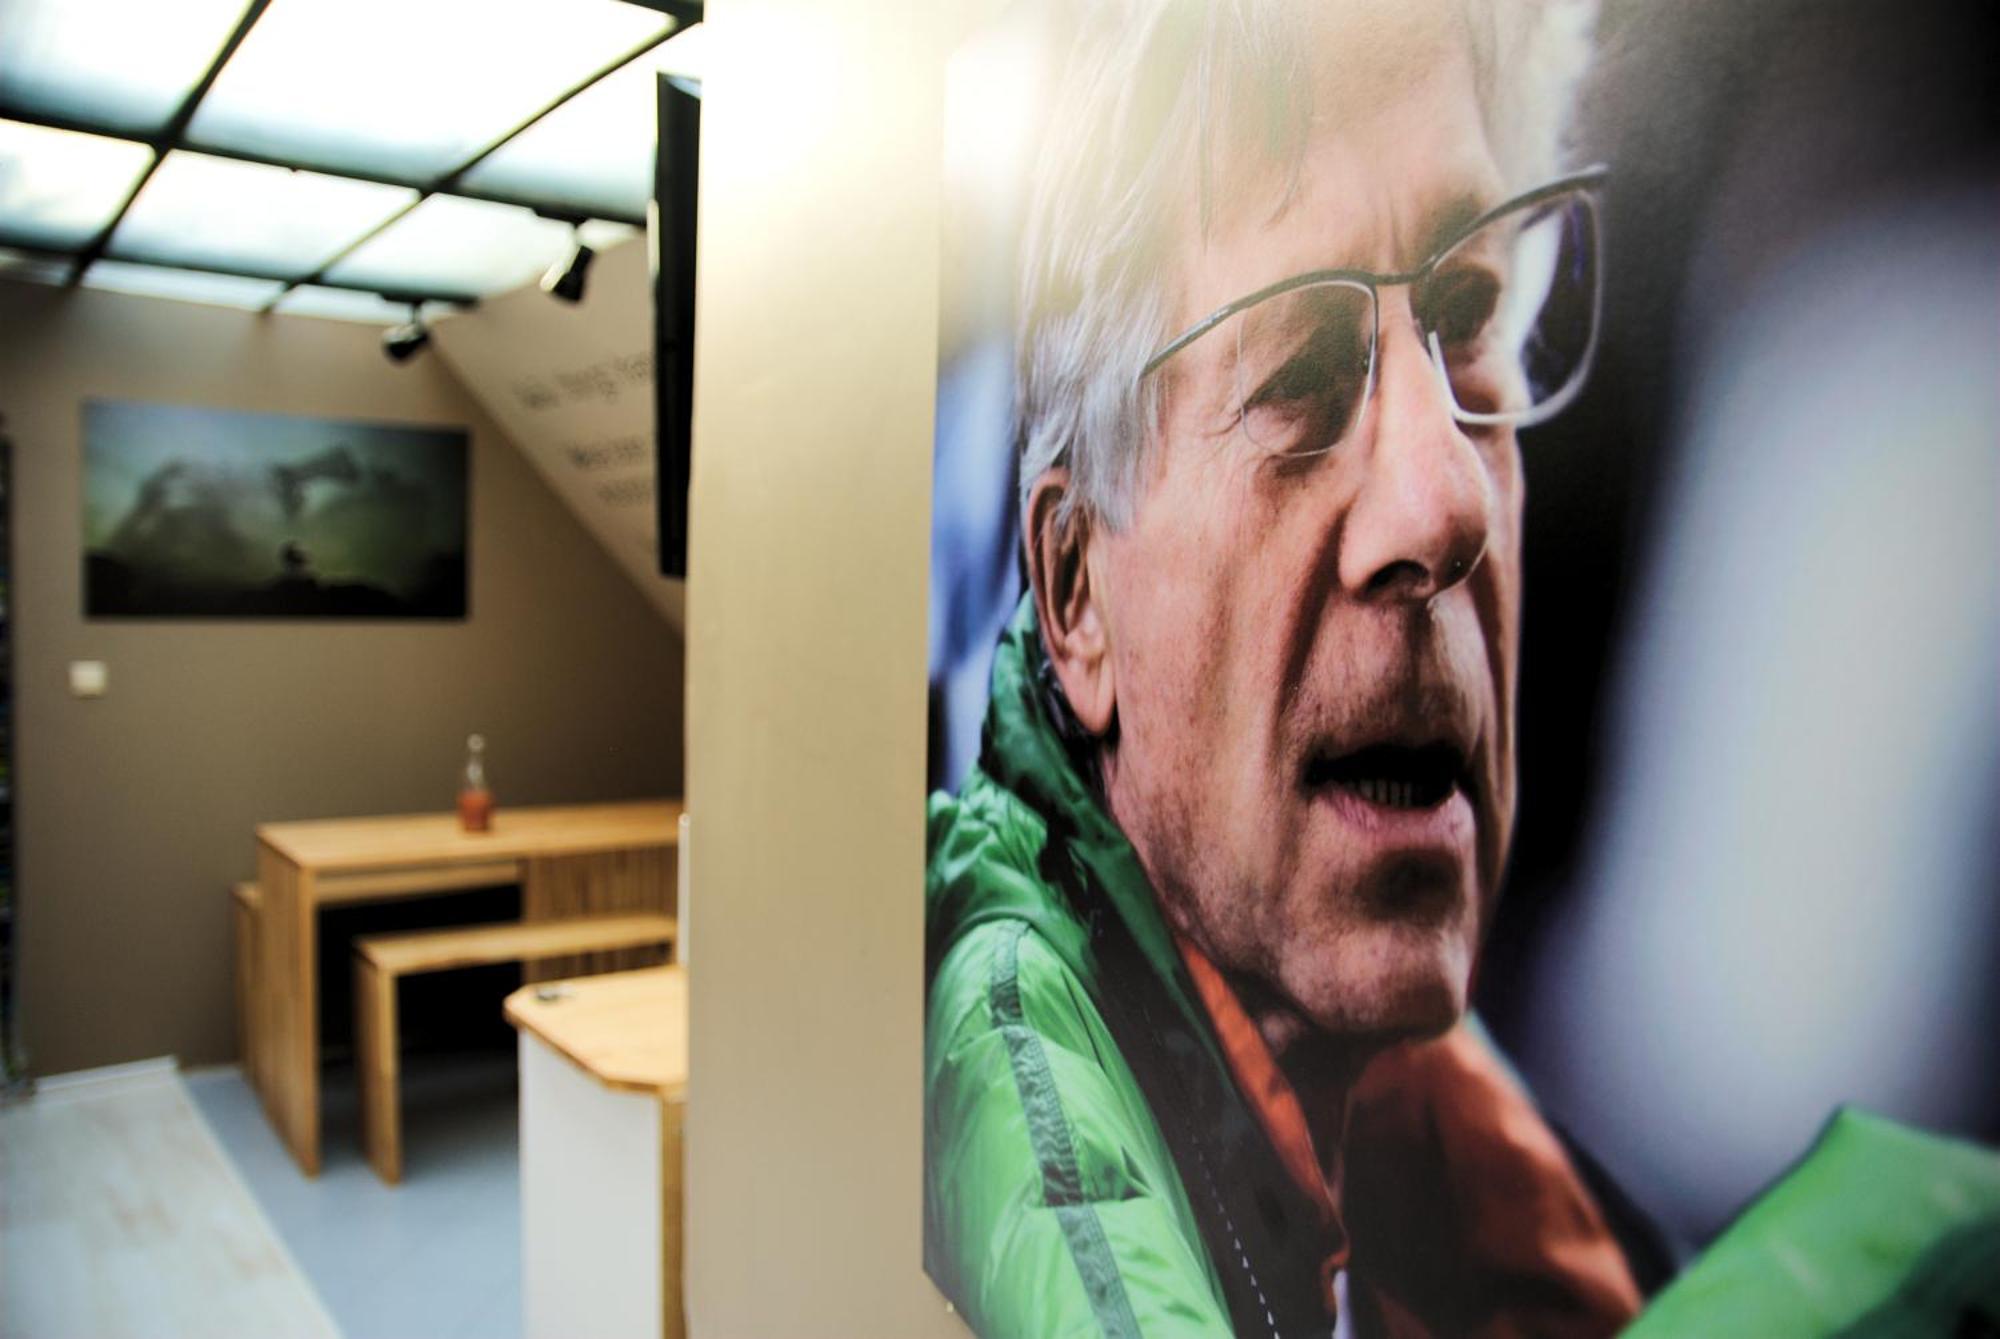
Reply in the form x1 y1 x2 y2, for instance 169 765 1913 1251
523 849 676 982
313 859 524 905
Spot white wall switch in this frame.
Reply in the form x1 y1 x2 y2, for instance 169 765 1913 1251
69 660 108 698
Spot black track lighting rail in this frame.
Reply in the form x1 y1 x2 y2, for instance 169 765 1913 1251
612 0 703 19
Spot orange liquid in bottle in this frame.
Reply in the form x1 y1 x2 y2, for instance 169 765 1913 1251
459 786 493 832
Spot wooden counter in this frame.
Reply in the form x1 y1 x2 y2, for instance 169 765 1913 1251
506 967 687 1339
260 801 680 876
504 965 688 1098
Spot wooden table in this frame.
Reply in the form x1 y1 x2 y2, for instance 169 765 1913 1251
507 967 687 1339
251 799 681 1176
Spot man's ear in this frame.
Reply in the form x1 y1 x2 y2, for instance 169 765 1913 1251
1025 468 1116 736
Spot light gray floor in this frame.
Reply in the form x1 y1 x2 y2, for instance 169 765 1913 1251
185 1049 523 1339
0 1061 338 1339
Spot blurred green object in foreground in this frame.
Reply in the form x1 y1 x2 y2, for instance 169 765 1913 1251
1624 1109 2000 1338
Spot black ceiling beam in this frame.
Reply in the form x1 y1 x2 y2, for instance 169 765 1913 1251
264 20 683 313
0 234 479 309
0 103 643 229
613 1 703 21
438 23 682 190
65 0 273 286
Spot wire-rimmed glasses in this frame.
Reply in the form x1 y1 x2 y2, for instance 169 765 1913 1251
1140 165 1606 457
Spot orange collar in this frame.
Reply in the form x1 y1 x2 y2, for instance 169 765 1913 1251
1175 934 1350 1277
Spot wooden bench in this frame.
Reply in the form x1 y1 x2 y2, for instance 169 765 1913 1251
353 913 678 1184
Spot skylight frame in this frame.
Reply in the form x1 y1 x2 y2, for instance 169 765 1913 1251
1 103 640 226
0 1 700 309
183 0 674 186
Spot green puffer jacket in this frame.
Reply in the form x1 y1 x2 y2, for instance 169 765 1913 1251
925 602 1239 1337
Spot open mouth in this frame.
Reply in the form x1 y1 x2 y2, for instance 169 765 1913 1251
1303 742 1467 811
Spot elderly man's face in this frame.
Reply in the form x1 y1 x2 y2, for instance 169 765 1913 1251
1092 9 1520 1044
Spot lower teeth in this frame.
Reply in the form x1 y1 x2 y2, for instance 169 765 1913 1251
1354 779 1424 808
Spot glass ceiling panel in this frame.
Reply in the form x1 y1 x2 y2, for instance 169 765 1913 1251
111 151 416 279
458 24 707 221
0 120 154 249
82 259 288 310
187 0 670 183
0 0 251 135
322 194 577 298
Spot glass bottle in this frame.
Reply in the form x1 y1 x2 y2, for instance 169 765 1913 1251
458 733 493 832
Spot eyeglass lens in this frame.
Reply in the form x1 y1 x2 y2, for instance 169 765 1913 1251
1231 190 1597 455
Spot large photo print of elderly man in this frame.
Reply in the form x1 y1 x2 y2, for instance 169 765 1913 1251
925 1 2000 1336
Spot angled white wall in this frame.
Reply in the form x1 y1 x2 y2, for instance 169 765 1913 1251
432 238 686 633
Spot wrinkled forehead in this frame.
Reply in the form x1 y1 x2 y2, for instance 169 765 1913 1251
1299 3 1483 121
1175 5 1502 311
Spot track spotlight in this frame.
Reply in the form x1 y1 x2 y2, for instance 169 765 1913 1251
383 306 430 363
541 232 595 303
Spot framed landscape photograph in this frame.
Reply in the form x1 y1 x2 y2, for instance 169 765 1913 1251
83 399 469 619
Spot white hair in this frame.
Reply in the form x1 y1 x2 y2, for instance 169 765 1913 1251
1014 0 1597 536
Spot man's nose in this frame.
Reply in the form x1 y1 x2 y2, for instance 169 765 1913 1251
1335 308 1494 602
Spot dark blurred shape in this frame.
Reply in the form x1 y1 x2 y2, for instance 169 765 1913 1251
654 71 700 579
383 313 430 363
1491 0 2000 996
540 237 596 303
271 445 361 520
1487 0 2000 1247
